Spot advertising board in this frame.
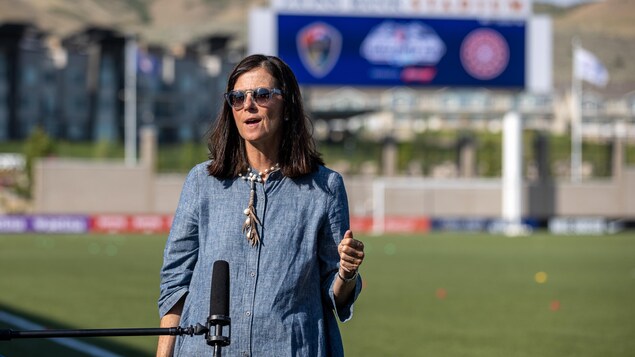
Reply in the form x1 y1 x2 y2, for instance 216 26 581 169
250 2 551 92
271 0 532 18
276 14 526 88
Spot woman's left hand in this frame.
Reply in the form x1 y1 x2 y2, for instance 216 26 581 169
338 230 365 278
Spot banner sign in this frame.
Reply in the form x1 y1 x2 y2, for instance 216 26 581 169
130 215 170 233
548 217 623 235
0 215 29 233
0 214 174 234
350 216 431 233
91 214 132 233
383 216 431 233
277 14 526 88
91 214 173 234
272 0 532 18
432 217 539 232
431 218 491 232
30 215 90 234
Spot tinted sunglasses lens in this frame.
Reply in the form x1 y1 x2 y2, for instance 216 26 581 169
228 91 245 107
253 88 272 104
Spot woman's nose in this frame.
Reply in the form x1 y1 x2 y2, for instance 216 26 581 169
243 92 257 109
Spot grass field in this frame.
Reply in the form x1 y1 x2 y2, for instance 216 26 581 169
1 232 634 356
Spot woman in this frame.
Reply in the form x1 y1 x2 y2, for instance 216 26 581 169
157 54 365 356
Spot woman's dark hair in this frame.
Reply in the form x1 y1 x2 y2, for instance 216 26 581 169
206 54 323 178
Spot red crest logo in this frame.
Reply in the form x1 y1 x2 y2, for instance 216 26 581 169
297 22 342 78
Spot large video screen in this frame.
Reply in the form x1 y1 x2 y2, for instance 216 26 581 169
277 14 526 88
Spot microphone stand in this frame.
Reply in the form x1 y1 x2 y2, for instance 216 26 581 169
0 323 208 341
206 314 230 357
3 260 231 356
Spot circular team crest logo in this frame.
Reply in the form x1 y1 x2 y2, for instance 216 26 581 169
460 28 509 80
297 22 342 78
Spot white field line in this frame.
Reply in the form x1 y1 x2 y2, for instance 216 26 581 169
0 310 123 357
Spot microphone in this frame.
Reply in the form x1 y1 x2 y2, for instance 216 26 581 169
206 260 230 357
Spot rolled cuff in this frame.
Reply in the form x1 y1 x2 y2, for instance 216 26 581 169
329 273 363 323
158 287 189 318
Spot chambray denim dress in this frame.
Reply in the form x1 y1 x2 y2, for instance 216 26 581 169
159 162 362 356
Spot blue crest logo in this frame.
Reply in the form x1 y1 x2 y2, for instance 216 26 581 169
297 22 342 78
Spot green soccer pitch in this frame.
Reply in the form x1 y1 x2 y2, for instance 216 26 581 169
1 232 634 356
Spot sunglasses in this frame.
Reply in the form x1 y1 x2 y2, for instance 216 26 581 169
224 87 283 109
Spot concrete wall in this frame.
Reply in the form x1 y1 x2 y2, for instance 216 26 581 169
33 158 635 220
30 123 635 220
33 159 155 214
343 170 635 220
153 174 188 213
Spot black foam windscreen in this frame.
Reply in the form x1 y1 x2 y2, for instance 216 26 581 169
210 260 230 316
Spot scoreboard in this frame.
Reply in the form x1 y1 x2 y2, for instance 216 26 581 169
250 0 551 92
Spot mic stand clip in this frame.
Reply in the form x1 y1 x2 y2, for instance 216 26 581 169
206 314 231 356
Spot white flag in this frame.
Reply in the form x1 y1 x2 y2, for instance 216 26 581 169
574 47 609 87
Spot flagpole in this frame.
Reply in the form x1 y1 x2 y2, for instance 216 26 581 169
571 37 582 183
124 35 138 167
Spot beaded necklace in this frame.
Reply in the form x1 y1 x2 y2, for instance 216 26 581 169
238 163 280 246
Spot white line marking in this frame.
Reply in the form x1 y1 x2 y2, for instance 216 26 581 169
0 310 123 357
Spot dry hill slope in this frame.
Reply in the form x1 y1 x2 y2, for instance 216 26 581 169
552 0 635 92
557 0 635 36
0 0 632 93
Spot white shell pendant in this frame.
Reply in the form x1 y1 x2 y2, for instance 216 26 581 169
238 164 279 247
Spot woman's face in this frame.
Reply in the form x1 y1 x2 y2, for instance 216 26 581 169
230 67 284 150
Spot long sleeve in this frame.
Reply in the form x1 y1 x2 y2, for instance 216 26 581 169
158 166 201 318
319 172 363 322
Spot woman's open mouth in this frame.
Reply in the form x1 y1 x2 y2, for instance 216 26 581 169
245 118 261 126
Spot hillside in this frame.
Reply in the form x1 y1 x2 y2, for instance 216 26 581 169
0 0 633 94
550 0 635 93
